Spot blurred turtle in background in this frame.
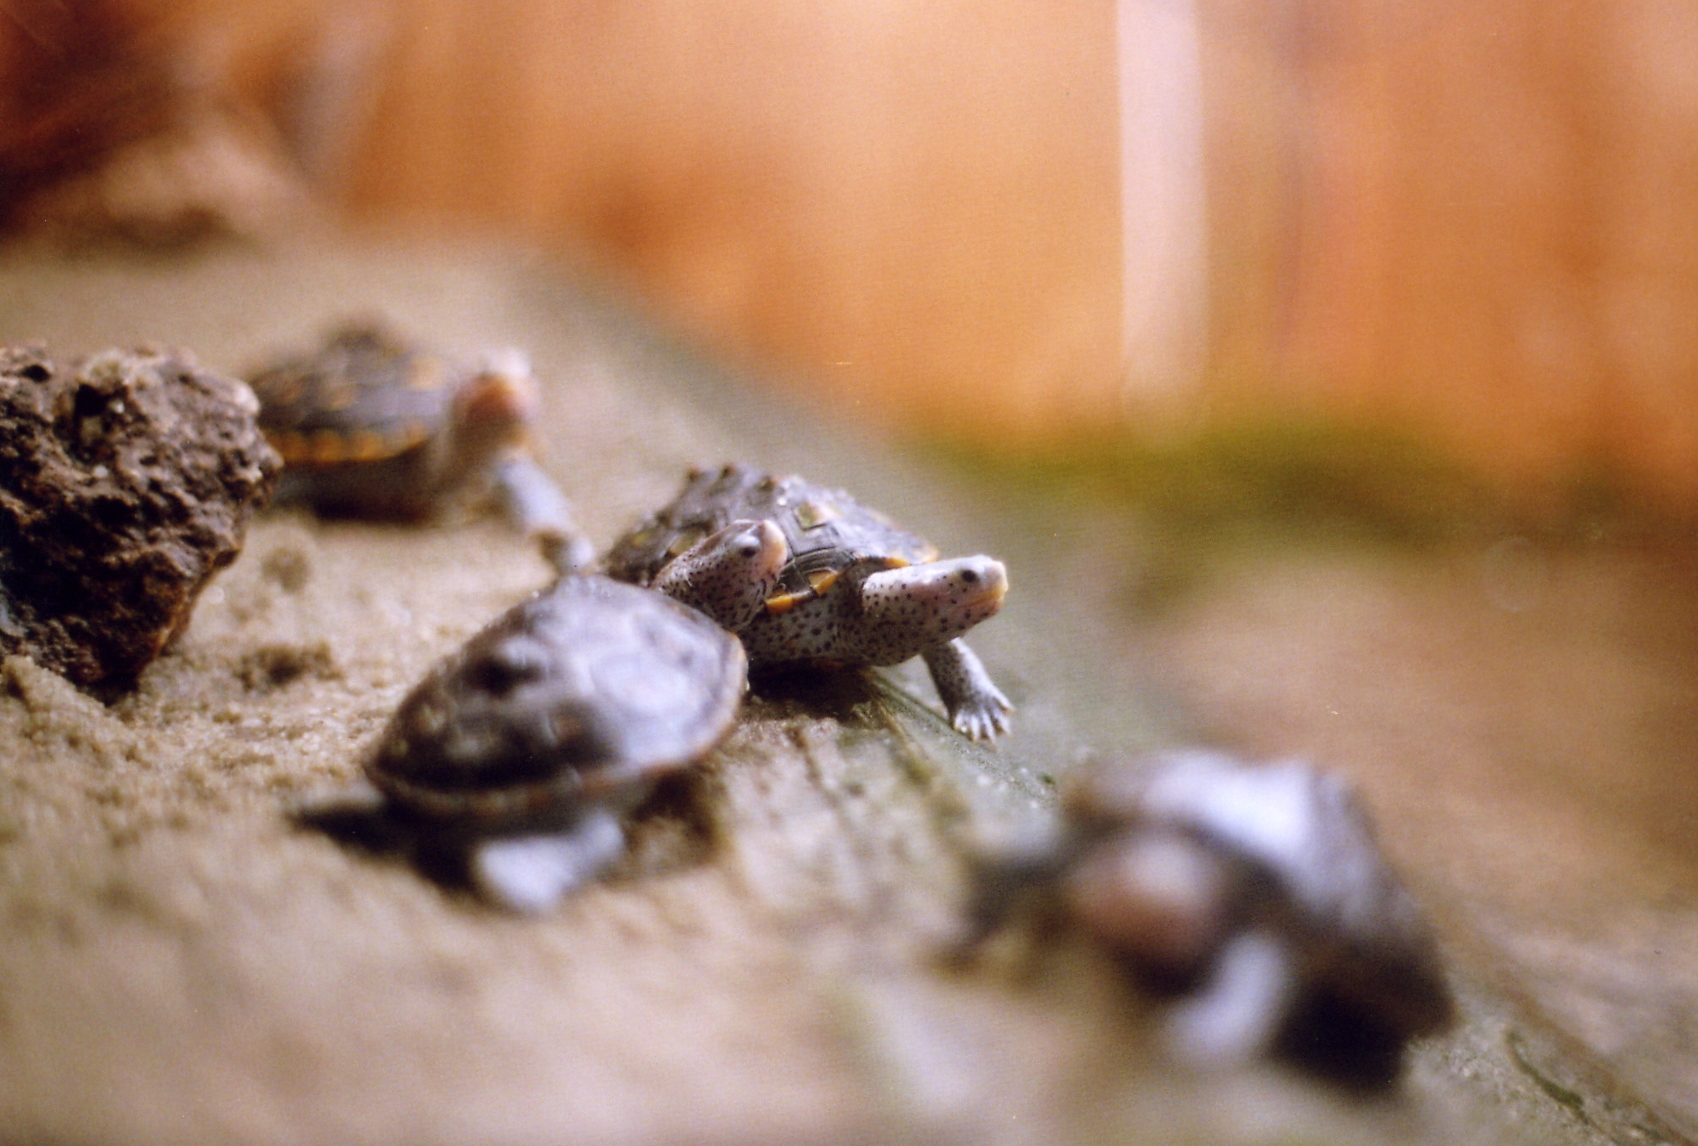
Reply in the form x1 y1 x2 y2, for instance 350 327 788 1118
957 749 1454 1087
248 321 592 573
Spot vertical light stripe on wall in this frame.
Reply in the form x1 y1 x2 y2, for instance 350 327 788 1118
1120 0 1209 406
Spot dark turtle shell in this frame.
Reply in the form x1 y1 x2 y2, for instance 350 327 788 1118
249 322 453 469
605 463 938 602
367 574 747 827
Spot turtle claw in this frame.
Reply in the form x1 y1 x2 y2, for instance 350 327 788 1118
951 692 1014 741
539 529 596 576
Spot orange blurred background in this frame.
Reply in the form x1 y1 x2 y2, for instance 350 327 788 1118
6 0 1698 503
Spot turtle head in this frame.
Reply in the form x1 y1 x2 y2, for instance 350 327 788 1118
1061 827 1239 978
651 518 788 630
856 555 1007 652
448 349 540 463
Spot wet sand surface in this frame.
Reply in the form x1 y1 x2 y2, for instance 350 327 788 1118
0 247 1691 1144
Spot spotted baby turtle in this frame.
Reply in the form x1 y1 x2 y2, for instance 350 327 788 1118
247 321 593 572
605 463 1013 739
962 750 1453 1086
335 574 747 912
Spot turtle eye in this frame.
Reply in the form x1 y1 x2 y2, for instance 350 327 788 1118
733 536 762 559
959 567 980 585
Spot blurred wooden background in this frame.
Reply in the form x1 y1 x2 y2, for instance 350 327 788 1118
5 0 1698 503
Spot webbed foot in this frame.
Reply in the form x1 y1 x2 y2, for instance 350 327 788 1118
922 638 1013 740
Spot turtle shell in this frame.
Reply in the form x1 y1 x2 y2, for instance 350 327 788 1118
248 322 453 470
367 574 747 827
605 463 938 600
1065 750 1453 1041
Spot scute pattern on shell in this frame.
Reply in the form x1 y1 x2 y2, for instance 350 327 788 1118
368 574 747 827
249 323 450 465
604 463 937 598
609 463 1012 739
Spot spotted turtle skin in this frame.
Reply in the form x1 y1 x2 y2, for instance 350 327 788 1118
649 518 788 631
247 321 592 572
605 463 1013 739
963 750 1453 1085
364 573 747 911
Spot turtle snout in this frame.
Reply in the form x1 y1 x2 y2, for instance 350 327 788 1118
956 557 1008 605
455 361 540 431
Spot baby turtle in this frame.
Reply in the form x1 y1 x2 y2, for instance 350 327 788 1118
247 321 593 573
960 750 1453 1086
303 574 747 913
605 463 1013 740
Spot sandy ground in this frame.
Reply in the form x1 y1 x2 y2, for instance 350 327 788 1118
0 246 1689 1145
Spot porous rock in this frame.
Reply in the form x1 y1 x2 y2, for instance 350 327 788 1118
0 343 281 686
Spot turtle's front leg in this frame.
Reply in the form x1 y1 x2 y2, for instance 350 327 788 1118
492 453 595 574
921 638 1013 740
1162 927 1296 1068
467 807 626 914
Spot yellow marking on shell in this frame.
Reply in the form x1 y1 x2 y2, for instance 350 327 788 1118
391 419 431 449
764 589 813 614
765 566 846 613
268 430 309 463
665 526 707 558
347 429 396 462
795 499 840 530
309 428 353 464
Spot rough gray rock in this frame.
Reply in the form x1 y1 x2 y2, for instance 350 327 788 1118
0 343 280 686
